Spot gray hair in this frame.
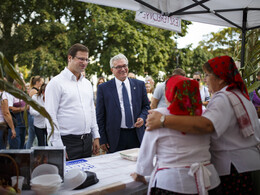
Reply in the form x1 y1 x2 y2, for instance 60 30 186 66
110 53 128 68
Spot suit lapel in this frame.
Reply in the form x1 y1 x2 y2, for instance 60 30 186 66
110 79 121 111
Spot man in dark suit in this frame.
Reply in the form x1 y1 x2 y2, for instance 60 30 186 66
96 53 150 153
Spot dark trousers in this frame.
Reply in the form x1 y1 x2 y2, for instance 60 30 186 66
8 111 26 149
61 133 92 161
115 128 140 152
8 126 26 149
0 123 8 149
34 126 47 146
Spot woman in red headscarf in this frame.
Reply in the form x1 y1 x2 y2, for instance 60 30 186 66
131 75 221 195
146 56 260 194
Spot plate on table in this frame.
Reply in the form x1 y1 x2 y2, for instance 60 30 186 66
119 148 139 161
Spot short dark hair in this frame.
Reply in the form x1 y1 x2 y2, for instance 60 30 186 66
172 68 186 76
68 43 89 58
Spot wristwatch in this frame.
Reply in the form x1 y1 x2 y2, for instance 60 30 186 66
160 115 166 128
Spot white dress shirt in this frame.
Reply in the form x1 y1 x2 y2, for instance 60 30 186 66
29 94 46 128
114 77 134 128
45 67 100 147
0 91 8 123
200 85 210 102
136 107 220 194
6 93 22 107
203 86 260 176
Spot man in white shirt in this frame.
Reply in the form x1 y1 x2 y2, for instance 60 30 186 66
45 43 100 160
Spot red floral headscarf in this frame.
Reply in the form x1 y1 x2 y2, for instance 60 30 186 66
165 75 202 116
207 56 249 100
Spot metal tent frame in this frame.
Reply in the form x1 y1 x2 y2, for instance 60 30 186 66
80 0 260 68
135 0 260 68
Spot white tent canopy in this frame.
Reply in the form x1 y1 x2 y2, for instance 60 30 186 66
79 0 260 67
79 0 260 29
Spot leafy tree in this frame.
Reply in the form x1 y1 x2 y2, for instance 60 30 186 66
1 1 191 82
0 0 72 81
198 27 240 57
196 27 260 92
67 3 191 82
175 46 213 78
240 29 260 93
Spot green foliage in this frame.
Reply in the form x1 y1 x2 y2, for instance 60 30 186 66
66 3 191 82
239 29 260 93
0 0 71 81
198 27 241 57
0 52 55 138
0 0 191 83
197 27 260 92
176 46 213 78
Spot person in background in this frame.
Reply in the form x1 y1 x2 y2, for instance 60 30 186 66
97 76 106 86
128 72 136 79
145 76 155 93
193 71 210 108
0 90 16 149
151 68 186 109
251 71 260 118
8 80 28 149
145 81 153 103
30 83 47 146
132 75 221 195
94 76 106 105
26 75 44 149
146 56 260 194
45 43 100 160
96 53 150 153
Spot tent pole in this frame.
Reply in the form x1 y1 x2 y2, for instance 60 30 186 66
241 8 248 74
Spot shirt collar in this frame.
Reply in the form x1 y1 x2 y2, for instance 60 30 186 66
63 67 84 81
115 77 129 86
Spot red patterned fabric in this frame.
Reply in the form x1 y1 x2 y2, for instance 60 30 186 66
165 75 202 116
207 56 249 100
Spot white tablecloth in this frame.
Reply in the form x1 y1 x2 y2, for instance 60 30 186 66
22 149 148 195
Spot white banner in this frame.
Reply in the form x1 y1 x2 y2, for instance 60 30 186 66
135 11 182 33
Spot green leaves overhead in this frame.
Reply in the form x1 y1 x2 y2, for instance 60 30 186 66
1 0 191 82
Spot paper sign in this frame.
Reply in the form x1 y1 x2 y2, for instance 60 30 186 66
66 159 95 173
135 11 182 33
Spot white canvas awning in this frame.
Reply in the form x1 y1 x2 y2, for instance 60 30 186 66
79 0 260 30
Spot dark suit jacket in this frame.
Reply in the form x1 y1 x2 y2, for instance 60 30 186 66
96 78 150 153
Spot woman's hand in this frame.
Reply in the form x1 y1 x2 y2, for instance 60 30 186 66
130 172 147 185
145 110 162 131
11 128 16 139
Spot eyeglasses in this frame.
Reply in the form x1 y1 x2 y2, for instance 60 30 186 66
112 64 128 70
194 79 200 81
75 56 90 63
